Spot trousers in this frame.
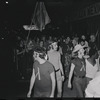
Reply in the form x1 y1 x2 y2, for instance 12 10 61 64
73 76 86 97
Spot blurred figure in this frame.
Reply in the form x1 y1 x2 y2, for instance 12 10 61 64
85 71 100 97
88 34 98 50
85 49 99 86
47 40 64 97
27 47 56 97
68 44 86 97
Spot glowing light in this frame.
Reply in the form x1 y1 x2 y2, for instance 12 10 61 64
6 1 8 4
2 38 4 40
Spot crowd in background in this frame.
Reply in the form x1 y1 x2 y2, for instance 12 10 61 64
14 31 100 97
1 22 100 97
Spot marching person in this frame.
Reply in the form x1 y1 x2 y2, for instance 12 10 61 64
27 46 56 97
85 48 99 86
47 40 65 97
68 44 86 97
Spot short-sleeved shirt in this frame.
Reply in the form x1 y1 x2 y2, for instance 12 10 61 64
33 60 54 97
71 57 86 77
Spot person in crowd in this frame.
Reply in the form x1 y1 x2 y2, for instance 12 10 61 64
68 44 86 97
71 37 79 58
62 37 72 78
16 38 26 79
81 35 88 48
39 40 44 48
85 71 100 97
35 37 40 46
27 47 56 97
48 36 53 43
88 34 98 50
47 40 65 97
85 49 99 87
79 38 89 58
41 35 48 49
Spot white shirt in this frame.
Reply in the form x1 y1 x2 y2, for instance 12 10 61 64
85 72 100 97
86 59 98 78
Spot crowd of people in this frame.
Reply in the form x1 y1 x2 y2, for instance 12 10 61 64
15 33 100 98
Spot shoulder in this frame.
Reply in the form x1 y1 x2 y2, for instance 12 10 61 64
71 58 79 64
46 61 54 67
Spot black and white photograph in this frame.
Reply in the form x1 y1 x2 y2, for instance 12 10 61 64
0 0 100 99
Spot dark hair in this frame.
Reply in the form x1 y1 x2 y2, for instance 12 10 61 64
34 46 46 59
78 39 85 43
47 40 58 51
89 48 97 57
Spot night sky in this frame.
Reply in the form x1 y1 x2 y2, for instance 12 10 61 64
0 0 100 25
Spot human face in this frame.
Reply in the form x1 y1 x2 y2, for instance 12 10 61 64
79 48 85 56
90 35 95 42
40 41 44 47
33 51 38 60
72 39 77 46
81 35 85 40
80 41 85 46
52 42 58 51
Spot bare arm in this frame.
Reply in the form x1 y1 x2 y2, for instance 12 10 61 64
50 71 56 97
68 63 75 88
58 53 64 76
27 68 35 97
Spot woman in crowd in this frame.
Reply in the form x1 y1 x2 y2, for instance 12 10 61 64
47 40 65 97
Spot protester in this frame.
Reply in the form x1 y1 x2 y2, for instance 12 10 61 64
85 49 99 86
68 44 86 97
85 71 100 97
47 40 65 97
27 47 56 97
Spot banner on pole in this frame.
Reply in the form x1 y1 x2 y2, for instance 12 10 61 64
23 1 51 31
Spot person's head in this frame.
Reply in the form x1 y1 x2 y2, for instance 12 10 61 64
89 49 98 59
39 40 44 47
41 36 46 41
79 39 85 46
65 37 70 44
90 34 96 42
48 36 52 40
33 46 47 61
67 37 71 42
73 44 85 57
48 40 58 51
72 37 78 46
81 35 86 40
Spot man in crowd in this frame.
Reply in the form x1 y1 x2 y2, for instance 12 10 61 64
27 46 56 97
68 44 86 97
89 34 98 50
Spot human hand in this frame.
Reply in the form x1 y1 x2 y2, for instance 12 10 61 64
68 82 72 89
27 91 31 98
62 75 65 81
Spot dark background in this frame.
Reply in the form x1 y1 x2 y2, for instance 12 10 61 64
0 0 100 98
